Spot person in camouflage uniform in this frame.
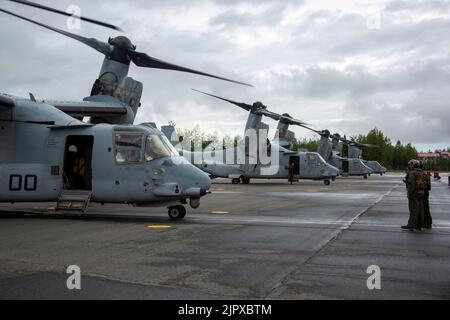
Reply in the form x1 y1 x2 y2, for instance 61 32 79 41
288 162 295 185
419 161 432 228
402 160 428 231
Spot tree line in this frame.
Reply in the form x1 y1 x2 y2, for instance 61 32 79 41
172 123 449 171
295 128 449 171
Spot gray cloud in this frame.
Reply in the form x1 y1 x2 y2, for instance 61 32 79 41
385 0 450 12
0 0 449 150
209 2 288 29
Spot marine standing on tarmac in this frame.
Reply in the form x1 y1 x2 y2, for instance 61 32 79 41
419 161 432 228
402 160 428 231
288 162 295 185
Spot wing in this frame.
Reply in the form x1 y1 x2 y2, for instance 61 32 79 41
43 97 128 117
47 124 94 130
282 150 299 155
0 95 15 109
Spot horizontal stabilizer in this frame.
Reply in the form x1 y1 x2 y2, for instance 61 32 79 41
161 125 181 147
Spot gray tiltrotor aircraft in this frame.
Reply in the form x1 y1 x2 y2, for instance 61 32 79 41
321 132 374 179
166 90 340 185
259 110 375 179
0 0 251 219
346 140 387 175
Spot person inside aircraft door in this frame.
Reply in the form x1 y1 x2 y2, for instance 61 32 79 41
64 145 85 190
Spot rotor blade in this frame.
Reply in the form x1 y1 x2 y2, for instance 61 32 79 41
129 51 252 87
270 111 310 127
280 115 311 127
0 8 111 55
192 89 253 111
7 0 122 31
194 89 310 127
339 137 379 148
259 109 282 121
284 119 322 135
353 142 379 148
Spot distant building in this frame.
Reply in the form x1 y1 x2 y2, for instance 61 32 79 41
418 151 450 161
441 151 450 159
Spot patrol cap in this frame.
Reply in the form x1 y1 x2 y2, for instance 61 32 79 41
408 159 419 167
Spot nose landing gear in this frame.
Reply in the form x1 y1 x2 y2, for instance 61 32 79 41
231 178 240 184
168 205 186 220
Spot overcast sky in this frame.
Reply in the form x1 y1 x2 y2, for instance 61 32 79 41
1 0 449 151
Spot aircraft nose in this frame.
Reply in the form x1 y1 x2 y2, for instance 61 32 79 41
199 171 212 191
333 166 340 176
326 164 340 176
182 163 211 192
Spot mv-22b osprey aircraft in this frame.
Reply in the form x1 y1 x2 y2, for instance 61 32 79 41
250 106 380 178
162 90 340 185
271 119 378 178
346 141 387 176
0 0 251 219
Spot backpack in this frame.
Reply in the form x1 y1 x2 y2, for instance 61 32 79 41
414 171 427 197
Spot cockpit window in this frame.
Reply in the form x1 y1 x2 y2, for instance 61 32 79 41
307 153 325 166
161 135 180 156
145 135 177 162
114 133 144 164
316 153 326 165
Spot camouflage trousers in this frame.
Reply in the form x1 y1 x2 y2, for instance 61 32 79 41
423 190 432 227
407 196 424 229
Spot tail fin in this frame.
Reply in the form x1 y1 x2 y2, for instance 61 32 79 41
161 125 182 148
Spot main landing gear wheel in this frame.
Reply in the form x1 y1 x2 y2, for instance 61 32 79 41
331 176 336 181
168 205 186 220
231 178 240 184
241 177 250 184
324 179 331 186
364 174 368 179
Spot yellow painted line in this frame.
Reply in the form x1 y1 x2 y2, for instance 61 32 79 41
147 225 172 229
209 210 230 214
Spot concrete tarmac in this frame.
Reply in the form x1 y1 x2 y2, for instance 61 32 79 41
0 174 449 299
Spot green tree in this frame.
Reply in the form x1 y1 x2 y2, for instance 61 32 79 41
292 138 319 152
353 127 394 167
173 123 242 151
172 124 422 170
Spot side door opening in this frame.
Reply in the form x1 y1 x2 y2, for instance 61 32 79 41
342 160 349 173
63 135 94 190
289 156 300 176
